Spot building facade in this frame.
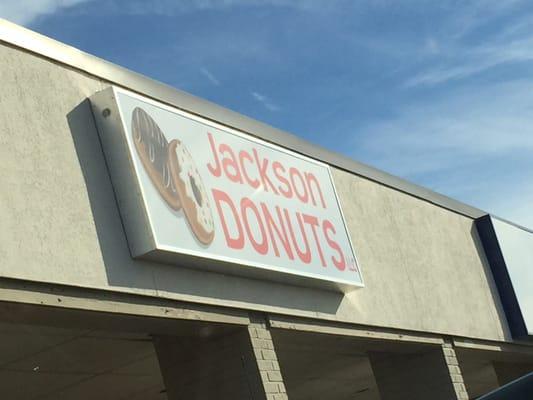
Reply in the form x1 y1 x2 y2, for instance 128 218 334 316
0 18 532 399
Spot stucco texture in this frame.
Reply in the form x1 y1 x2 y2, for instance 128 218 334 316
0 43 509 341
331 168 507 340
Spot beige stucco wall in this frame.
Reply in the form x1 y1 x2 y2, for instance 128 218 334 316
0 43 509 341
333 169 506 339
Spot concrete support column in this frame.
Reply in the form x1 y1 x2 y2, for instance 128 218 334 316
153 316 288 400
248 315 288 400
369 341 469 400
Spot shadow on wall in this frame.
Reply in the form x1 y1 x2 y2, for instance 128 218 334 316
470 224 512 341
66 98 343 315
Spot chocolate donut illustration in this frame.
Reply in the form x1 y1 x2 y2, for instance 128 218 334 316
168 139 215 245
131 107 181 210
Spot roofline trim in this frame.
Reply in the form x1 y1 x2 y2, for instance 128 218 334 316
0 18 486 219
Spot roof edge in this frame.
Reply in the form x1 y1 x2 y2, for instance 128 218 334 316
0 17 486 219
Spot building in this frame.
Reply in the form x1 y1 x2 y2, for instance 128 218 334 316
0 17 532 400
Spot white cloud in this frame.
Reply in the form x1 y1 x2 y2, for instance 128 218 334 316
491 185 533 230
200 67 220 86
424 37 440 55
401 1 533 87
444 0 525 39
86 0 327 16
251 91 279 111
405 35 533 87
0 0 88 25
352 80 533 228
0 0 328 26
357 82 533 170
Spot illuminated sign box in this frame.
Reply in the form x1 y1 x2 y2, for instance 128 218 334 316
91 87 363 291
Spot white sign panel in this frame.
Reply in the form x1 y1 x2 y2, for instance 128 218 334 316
92 87 363 289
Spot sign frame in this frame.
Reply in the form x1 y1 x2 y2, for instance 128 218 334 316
91 86 364 292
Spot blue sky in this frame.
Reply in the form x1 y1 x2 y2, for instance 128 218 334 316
2 0 533 228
